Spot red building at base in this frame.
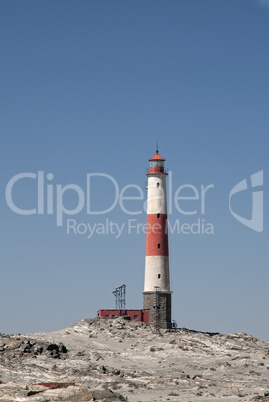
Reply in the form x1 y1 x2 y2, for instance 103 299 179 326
97 309 150 324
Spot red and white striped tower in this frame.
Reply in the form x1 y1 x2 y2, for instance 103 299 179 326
143 148 172 329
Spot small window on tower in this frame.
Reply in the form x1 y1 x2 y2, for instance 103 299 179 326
157 213 160 218
158 274 161 279
157 182 160 188
158 243 160 249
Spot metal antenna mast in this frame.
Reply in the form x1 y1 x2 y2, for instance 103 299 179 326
112 284 126 316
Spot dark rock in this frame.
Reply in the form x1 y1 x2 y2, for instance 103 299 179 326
101 365 107 374
111 368 121 376
27 390 45 396
180 374 190 379
59 343 68 353
23 340 34 353
47 343 59 352
46 343 67 358
33 346 43 355
192 375 203 380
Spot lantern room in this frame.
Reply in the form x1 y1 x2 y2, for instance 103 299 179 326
148 149 166 174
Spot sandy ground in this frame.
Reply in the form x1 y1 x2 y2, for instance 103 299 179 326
0 317 269 401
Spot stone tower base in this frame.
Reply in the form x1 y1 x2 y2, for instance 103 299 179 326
143 291 172 329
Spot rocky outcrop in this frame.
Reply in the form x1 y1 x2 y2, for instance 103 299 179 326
0 335 68 362
0 317 269 401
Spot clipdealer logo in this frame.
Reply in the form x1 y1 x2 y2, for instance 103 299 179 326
4 170 264 235
229 170 264 233
4 171 214 227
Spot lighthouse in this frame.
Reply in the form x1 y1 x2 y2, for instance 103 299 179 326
143 148 172 329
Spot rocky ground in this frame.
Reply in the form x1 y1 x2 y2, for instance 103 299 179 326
0 317 269 401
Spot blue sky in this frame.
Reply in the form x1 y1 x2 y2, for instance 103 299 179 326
1 0 268 339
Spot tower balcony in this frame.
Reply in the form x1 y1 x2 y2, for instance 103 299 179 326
146 167 168 175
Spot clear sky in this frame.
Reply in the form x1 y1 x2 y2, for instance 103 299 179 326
1 0 268 339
